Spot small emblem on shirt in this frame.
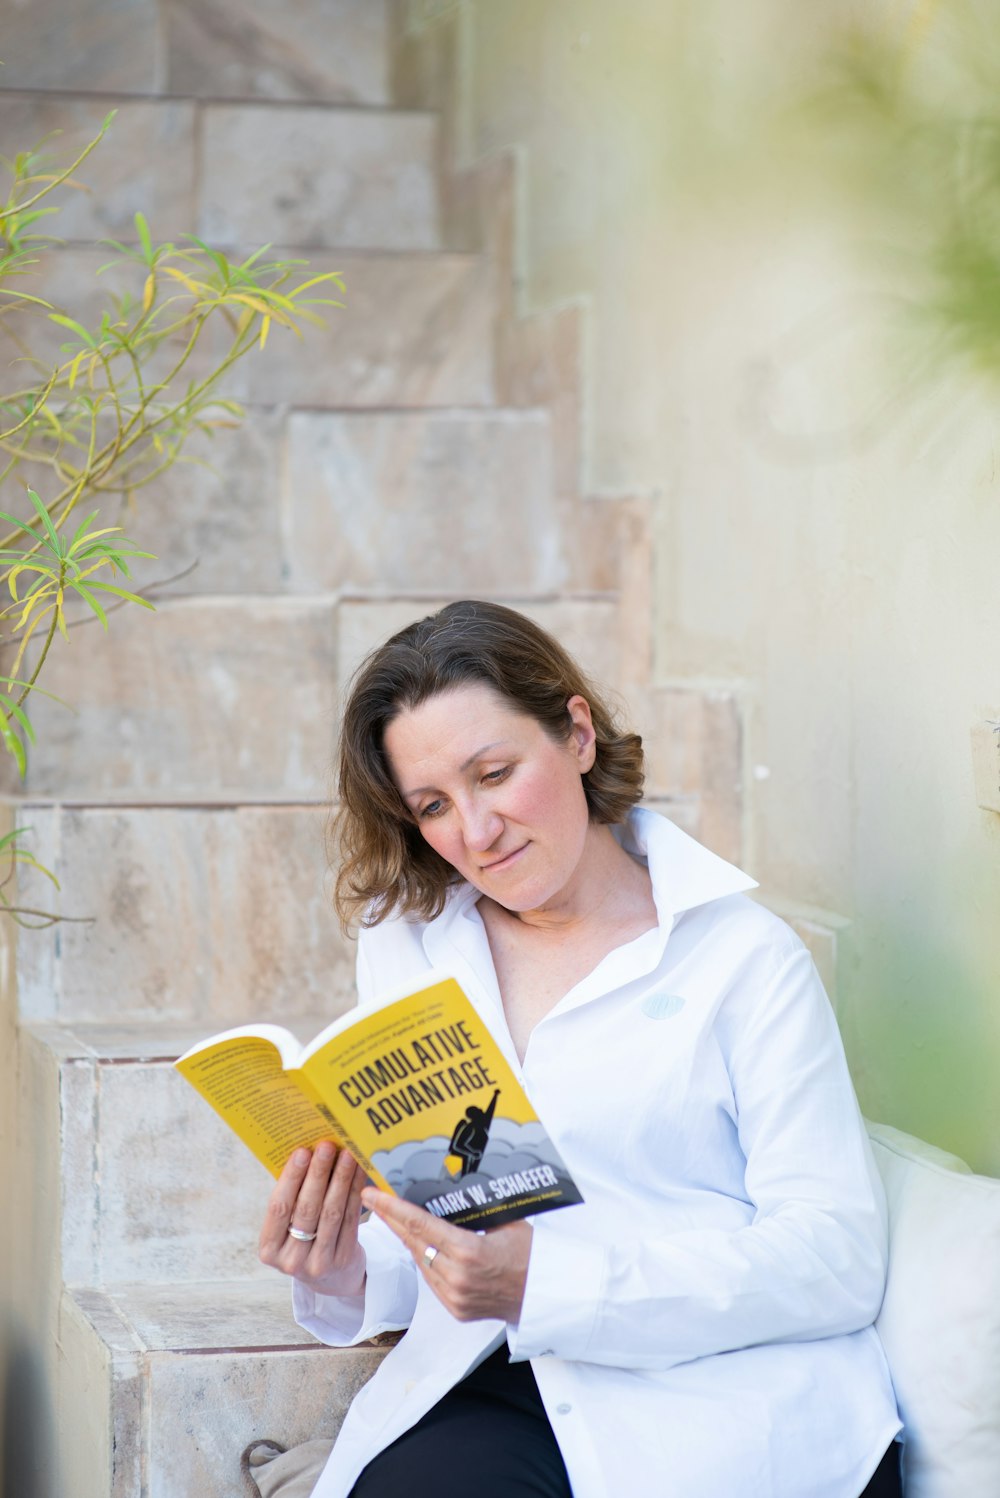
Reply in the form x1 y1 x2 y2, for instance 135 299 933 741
641 992 686 1020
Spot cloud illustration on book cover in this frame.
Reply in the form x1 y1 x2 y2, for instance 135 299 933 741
370 1089 583 1225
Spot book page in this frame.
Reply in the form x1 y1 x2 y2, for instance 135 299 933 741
176 1035 345 1177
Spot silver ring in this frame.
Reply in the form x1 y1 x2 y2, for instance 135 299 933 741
422 1244 439 1268
288 1226 318 1242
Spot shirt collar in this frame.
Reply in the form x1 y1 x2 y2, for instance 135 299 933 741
419 807 758 1035
428 805 757 941
619 806 758 925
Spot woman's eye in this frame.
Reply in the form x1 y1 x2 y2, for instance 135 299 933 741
419 799 445 820
483 766 511 786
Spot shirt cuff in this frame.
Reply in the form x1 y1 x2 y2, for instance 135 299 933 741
292 1225 415 1346
507 1218 605 1362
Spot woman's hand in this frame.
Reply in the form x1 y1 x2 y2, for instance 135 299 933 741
259 1142 368 1297
361 1187 532 1325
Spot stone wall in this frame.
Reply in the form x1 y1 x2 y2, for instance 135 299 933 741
393 0 1000 1176
0 4 746 1491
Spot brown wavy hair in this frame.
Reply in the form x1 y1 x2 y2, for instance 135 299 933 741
333 600 644 930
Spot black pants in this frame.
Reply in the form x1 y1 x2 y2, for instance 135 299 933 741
350 1346 902 1497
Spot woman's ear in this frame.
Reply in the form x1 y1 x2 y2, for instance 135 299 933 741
566 695 598 772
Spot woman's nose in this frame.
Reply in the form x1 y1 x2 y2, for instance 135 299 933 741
461 805 503 851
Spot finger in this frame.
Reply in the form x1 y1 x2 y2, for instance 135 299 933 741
313 1146 363 1260
360 1189 446 1239
361 1189 464 1268
259 1146 315 1258
287 1140 339 1238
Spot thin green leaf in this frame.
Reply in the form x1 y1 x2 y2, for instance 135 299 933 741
25 487 63 555
134 210 153 266
48 313 98 349
8 852 60 890
0 715 27 778
0 694 36 743
0 509 46 543
0 288 54 307
77 579 155 610
70 581 109 629
0 827 33 855
66 509 102 554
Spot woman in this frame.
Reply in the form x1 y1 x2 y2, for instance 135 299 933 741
254 601 902 1498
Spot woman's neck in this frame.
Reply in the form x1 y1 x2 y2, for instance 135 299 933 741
484 823 655 938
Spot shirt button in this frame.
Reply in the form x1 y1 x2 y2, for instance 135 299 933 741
556 1402 572 1415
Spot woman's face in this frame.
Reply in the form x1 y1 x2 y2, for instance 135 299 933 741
383 683 597 914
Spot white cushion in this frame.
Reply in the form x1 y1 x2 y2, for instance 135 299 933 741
866 1120 1000 1497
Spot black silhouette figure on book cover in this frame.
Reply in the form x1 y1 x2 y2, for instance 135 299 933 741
449 1089 500 1176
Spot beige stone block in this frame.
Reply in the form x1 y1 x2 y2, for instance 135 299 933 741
66 1283 385 1497
0 94 196 242
106 1278 321 1349
33 1025 349 1281
643 687 744 865
337 596 622 707
0 0 157 93
7 597 337 800
199 105 440 251
214 251 495 407
646 796 701 839
164 0 390 104
145 1344 384 1495
15 806 355 1022
0 247 149 389
3 247 496 411
59 1055 100 1284
285 410 566 593
121 406 287 595
56 1291 126 1498
94 1058 282 1281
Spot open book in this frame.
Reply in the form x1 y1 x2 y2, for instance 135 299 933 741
175 971 583 1230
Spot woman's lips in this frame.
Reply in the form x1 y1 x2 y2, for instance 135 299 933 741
482 843 528 873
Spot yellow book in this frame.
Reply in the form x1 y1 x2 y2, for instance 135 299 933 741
175 970 583 1230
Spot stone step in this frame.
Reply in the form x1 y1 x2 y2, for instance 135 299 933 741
13 804 356 1024
162 0 391 107
24 1019 339 1286
129 407 586 597
8 247 495 409
336 594 625 705
282 408 566 593
3 594 637 801
60 1280 387 1498
4 596 338 802
201 103 441 251
0 0 391 103
0 92 437 249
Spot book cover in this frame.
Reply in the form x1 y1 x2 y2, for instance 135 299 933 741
175 971 583 1230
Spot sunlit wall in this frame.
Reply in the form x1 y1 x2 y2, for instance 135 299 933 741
407 0 1000 1172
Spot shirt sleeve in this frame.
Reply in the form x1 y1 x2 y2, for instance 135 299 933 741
292 1214 419 1345
291 923 420 1345
508 944 889 1370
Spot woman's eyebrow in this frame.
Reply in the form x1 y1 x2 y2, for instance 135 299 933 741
403 741 511 799
459 739 508 772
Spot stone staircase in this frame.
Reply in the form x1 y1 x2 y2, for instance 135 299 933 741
0 8 742 1494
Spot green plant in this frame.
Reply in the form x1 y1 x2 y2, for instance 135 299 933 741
799 1 1000 385
0 112 343 918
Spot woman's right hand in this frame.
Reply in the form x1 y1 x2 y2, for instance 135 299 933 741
258 1141 368 1297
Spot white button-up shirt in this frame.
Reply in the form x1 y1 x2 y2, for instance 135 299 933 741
294 809 900 1497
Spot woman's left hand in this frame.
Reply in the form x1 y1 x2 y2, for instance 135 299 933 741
360 1188 532 1325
